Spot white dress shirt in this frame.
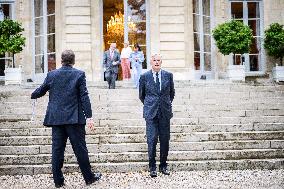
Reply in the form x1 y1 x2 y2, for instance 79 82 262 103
121 47 132 58
152 69 162 91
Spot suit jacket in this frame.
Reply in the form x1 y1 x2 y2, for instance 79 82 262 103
139 70 175 120
31 66 92 126
103 50 121 74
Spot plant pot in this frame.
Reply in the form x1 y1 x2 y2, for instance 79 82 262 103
272 65 284 82
4 65 24 85
227 65 245 81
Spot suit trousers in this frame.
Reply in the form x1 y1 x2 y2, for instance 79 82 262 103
146 113 170 171
105 70 117 89
51 124 94 185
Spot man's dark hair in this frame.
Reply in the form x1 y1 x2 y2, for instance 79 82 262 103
61 50 75 66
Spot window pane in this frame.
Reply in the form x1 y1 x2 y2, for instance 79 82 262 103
128 29 145 46
48 34 55 53
203 0 210 16
250 37 261 54
34 0 43 17
35 55 44 73
48 15 55 34
103 0 124 50
35 36 44 55
48 53 56 72
203 16 210 34
35 17 43 36
248 19 260 36
249 55 259 71
2 4 11 18
231 2 243 19
127 0 146 22
233 54 242 65
193 15 200 32
192 0 199 14
248 2 260 18
204 53 211 71
194 33 200 51
194 52 200 70
204 35 211 53
47 0 55 15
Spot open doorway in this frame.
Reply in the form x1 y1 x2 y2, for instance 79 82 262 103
103 0 147 80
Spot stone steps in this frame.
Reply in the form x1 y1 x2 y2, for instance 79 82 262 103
1 123 284 136
1 159 283 175
1 131 283 146
1 82 284 175
1 149 284 165
1 140 283 155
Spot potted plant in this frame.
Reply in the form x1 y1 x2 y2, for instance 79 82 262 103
264 23 284 82
0 19 26 85
213 20 253 81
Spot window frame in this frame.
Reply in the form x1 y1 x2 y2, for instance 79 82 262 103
192 0 214 79
32 0 55 81
228 0 265 75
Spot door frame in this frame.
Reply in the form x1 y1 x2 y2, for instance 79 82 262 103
228 0 265 76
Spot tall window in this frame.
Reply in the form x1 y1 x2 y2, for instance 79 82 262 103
193 0 212 77
33 0 55 77
103 0 147 68
0 1 14 77
230 1 263 72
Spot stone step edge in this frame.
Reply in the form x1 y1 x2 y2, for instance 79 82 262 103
1 130 282 137
1 148 283 157
1 158 283 175
1 139 283 146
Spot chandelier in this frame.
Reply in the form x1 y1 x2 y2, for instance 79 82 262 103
106 11 136 46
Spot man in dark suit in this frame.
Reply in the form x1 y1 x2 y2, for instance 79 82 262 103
139 54 175 177
103 43 121 89
31 50 101 188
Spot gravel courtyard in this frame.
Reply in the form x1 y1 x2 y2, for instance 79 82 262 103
0 169 283 189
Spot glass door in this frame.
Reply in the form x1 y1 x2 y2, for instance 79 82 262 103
103 0 148 71
230 1 263 74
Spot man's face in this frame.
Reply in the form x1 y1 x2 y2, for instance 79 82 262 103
110 43 116 51
151 55 162 72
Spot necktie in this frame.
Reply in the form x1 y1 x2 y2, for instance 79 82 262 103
156 72 160 93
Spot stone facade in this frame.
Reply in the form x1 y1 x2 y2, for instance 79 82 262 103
6 0 284 81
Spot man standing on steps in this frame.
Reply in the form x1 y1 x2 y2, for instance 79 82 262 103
103 42 121 89
31 50 101 188
139 54 175 177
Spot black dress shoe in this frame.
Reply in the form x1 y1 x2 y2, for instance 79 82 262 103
86 172 102 185
149 170 157 178
159 167 170 175
55 183 64 188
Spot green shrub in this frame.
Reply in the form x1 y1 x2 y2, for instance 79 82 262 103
0 19 26 68
264 23 284 66
213 20 253 65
